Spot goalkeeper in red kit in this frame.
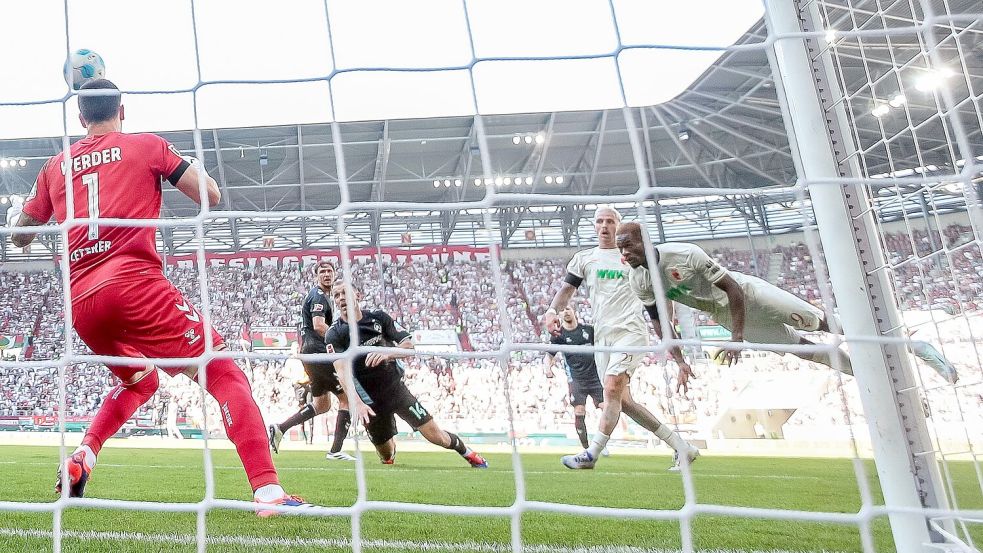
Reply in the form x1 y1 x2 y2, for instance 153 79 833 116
8 79 311 516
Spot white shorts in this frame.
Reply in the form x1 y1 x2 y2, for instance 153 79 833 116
714 276 825 346
593 329 649 379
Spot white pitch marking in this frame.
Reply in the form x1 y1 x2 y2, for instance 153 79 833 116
1 460 822 481
0 527 850 553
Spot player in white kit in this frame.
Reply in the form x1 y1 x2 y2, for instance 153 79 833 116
543 207 699 471
615 221 855 373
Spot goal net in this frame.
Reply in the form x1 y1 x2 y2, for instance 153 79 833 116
0 0 980 552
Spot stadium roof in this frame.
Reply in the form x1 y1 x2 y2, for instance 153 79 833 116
2 0 764 133
1 1 980 260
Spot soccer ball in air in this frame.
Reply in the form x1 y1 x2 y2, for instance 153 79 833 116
65 49 106 90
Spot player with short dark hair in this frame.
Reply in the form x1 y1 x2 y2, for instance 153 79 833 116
77 78 121 124
268 260 354 461
615 222 956 385
328 279 488 468
544 304 606 451
8 79 309 516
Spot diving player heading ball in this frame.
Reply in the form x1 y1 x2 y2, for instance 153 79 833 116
615 221 854 373
616 221 959 384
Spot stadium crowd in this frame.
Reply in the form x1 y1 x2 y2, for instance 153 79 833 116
1 223 980 440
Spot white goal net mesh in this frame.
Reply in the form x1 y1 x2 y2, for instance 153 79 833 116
0 0 981 552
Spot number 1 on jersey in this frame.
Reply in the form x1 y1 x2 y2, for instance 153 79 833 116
81 173 100 240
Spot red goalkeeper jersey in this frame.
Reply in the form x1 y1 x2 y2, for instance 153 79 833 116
21 131 185 300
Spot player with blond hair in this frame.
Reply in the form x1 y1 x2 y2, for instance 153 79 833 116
543 206 699 471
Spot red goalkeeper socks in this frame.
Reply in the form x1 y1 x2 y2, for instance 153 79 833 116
200 358 279 491
83 369 160 456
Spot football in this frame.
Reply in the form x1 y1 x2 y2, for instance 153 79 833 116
65 49 106 90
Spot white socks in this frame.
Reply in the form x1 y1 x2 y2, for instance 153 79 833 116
654 424 690 453
586 432 610 459
74 445 97 469
253 484 286 502
587 427 691 457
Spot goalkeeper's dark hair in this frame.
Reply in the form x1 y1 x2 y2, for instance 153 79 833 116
79 79 121 124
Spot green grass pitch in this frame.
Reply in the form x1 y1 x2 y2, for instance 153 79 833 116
0 446 980 552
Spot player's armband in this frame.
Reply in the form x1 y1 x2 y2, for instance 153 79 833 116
564 272 583 287
166 155 209 187
166 159 191 186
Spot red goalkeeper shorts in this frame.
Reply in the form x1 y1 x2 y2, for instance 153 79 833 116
72 275 225 383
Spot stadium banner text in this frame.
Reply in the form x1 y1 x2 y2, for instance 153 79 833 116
163 246 493 269
249 326 298 350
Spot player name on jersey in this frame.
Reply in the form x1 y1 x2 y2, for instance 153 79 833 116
59 147 122 175
69 240 113 262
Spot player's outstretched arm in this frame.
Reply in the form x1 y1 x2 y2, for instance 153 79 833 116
333 359 374 424
544 280 578 334
366 312 415 367
543 331 564 378
173 157 221 207
643 303 695 393
312 316 329 338
365 338 414 367
543 353 557 378
713 275 747 366
643 303 684 358
10 211 42 248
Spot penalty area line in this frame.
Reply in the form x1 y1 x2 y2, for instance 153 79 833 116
0 527 848 553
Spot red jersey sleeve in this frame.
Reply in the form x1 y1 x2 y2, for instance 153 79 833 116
21 164 54 223
150 135 185 182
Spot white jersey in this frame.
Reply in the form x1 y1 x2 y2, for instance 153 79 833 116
629 242 826 345
628 242 750 316
566 247 646 340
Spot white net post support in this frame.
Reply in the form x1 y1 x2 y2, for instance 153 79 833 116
765 1 951 551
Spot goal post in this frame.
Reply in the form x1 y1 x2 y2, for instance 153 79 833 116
764 0 952 550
